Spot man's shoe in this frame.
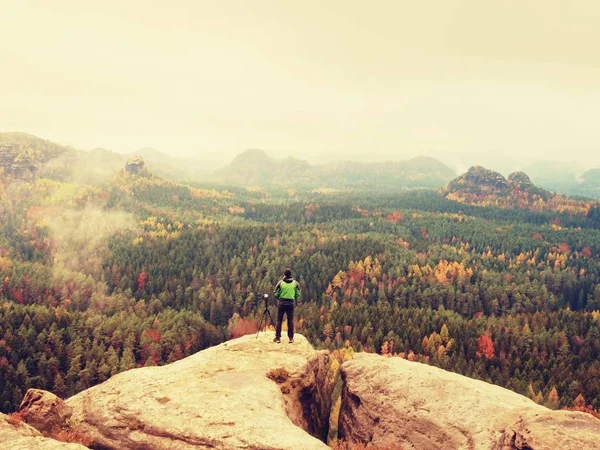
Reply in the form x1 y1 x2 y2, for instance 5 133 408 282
273 338 281 343
289 338 294 344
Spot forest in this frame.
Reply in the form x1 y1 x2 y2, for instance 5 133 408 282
1 157 600 418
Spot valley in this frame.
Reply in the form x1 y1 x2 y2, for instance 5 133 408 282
1 133 599 424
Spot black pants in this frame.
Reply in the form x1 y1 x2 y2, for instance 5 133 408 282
275 301 294 340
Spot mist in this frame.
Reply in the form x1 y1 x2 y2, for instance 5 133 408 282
2 1 600 169
40 205 135 276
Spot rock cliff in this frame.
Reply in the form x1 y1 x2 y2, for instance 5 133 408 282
0 144 37 180
507 171 535 190
445 166 509 195
53 333 329 450
11 334 600 449
338 353 600 450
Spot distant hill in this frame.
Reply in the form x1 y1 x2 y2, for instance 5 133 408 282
212 149 312 185
580 168 600 187
128 147 225 182
212 150 455 189
519 160 600 200
0 132 73 180
520 160 600 199
443 165 596 216
0 132 224 185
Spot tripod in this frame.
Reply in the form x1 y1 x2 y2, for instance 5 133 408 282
256 294 275 339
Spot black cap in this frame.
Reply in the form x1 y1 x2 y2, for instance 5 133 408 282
284 268 292 277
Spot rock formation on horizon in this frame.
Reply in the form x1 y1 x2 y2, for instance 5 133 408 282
439 165 600 214
0 144 38 180
124 156 146 175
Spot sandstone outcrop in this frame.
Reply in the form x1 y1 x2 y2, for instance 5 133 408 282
125 156 146 174
62 332 330 449
446 166 509 195
0 412 87 449
0 144 37 180
507 171 535 190
20 389 74 434
339 353 600 450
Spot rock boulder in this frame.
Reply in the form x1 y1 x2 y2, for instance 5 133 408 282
20 389 74 434
339 353 600 450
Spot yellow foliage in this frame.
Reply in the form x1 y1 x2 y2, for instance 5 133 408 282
433 260 473 285
0 257 12 271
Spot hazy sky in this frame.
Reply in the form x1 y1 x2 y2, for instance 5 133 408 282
2 0 600 169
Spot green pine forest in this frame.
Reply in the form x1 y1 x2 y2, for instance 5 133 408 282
1 148 600 416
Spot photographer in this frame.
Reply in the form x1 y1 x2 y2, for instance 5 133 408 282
273 268 300 343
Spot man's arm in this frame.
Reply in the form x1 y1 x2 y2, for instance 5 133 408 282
274 280 282 299
294 281 301 302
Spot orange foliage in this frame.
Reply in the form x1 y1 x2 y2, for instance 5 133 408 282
144 328 161 343
476 333 495 359
397 238 410 249
137 271 147 290
304 203 319 219
385 211 404 223
564 394 600 419
229 317 258 338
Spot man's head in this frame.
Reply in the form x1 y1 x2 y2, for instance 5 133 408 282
284 268 292 278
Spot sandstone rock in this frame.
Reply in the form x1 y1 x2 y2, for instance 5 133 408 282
339 353 600 450
20 389 73 434
125 156 145 174
507 171 535 190
65 332 331 449
0 412 87 449
0 144 37 180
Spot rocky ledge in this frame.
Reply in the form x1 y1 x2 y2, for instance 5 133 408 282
0 412 86 449
7 334 600 450
339 353 600 450
19 333 331 450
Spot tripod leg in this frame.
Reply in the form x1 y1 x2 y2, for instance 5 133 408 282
256 314 265 339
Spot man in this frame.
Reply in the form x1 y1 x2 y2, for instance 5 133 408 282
273 268 300 343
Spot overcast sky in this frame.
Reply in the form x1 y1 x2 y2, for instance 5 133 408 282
1 0 600 170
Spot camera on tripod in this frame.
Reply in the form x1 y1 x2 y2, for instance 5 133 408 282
256 293 275 338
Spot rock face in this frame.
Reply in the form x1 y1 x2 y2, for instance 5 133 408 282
125 156 146 174
0 412 87 449
63 333 331 450
339 353 600 450
507 171 534 189
20 389 74 434
446 165 509 194
0 144 37 180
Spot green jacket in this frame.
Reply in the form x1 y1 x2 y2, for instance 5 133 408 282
275 277 300 303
